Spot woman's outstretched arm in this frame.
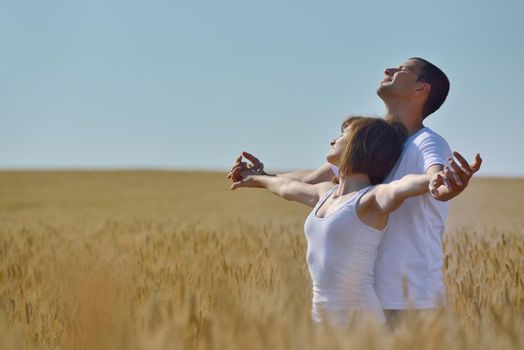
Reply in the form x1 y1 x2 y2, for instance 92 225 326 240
227 151 335 184
230 172 333 208
370 172 446 215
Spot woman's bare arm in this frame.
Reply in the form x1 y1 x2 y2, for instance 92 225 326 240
231 173 333 208
227 151 335 185
370 173 442 214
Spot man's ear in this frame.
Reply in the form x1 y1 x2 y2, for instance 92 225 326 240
414 82 431 97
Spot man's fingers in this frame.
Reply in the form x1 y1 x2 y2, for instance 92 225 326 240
453 151 482 174
226 155 243 178
229 162 247 174
452 151 473 174
226 168 239 179
471 153 482 172
228 155 244 172
226 170 237 179
242 151 261 168
228 162 245 178
230 168 243 182
232 155 243 168
448 158 464 175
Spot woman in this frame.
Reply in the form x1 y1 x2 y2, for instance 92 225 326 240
229 116 445 327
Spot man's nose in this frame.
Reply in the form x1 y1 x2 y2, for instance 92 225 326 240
384 68 399 76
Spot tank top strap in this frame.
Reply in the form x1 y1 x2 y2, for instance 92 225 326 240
345 185 374 208
351 185 387 234
314 185 338 210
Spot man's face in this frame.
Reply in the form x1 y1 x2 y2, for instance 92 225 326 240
377 59 423 100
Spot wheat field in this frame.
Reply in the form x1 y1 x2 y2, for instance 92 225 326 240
1 171 523 349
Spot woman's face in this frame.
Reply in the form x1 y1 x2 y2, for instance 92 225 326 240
326 126 351 166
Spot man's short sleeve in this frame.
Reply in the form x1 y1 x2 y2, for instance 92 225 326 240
418 133 452 173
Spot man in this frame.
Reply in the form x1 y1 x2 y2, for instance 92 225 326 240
228 57 481 325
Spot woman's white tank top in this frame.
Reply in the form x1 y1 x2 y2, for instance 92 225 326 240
304 185 386 326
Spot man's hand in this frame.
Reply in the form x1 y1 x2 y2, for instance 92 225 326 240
429 151 482 201
226 151 266 183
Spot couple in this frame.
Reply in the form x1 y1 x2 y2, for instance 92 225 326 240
227 57 482 327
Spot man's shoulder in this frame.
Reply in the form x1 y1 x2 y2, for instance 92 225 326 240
410 127 449 147
389 128 451 178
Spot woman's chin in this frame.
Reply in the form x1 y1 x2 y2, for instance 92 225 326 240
326 155 339 167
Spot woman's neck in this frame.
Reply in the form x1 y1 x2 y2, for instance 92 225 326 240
335 173 372 197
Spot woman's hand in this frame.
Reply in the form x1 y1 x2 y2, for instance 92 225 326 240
230 169 260 190
428 171 447 197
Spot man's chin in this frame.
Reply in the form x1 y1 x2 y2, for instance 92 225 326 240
376 85 390 101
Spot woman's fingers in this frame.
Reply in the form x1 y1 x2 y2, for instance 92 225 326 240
230 181 243 190
447 158 465 186
429 173 444 196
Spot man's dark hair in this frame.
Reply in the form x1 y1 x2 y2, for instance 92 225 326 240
339 116 407 184
410 57 450 119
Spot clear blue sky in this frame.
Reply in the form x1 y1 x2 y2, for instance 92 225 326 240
2 0 523 176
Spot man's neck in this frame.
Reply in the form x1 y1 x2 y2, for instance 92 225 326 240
384 101 424 136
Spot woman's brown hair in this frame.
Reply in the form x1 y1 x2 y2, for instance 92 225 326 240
338 116 408 185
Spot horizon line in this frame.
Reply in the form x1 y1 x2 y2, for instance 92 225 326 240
0 166 522 179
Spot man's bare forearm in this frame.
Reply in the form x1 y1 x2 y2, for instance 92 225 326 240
274 163 335 184
276 170 314 181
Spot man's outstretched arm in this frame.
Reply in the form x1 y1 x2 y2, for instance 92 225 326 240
428 151 482 201
277 163 335 184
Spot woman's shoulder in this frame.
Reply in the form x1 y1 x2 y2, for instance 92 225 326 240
357 185 383 209
354 185 389 231
314 181 338 198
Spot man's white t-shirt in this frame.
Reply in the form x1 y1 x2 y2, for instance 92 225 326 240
332 127 452 309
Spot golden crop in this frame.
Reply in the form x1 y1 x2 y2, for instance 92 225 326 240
1 171 523 349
